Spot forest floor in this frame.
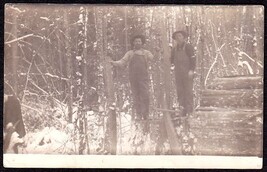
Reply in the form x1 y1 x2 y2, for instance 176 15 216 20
12 97 169 155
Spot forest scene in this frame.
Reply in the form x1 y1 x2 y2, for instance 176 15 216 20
4 4 263 156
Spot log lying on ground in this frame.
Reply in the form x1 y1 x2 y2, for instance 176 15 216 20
194 108 262 120
200 89 263 109
191 134 262 156
193 76 263 156
191 109 262 133
163 104 182 155
192 110 263 132
189 109 262 156
206 76 263 90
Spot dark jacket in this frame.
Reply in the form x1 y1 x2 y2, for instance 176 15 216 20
170 43 196 71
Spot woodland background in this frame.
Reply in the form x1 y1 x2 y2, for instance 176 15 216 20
4 4 263 155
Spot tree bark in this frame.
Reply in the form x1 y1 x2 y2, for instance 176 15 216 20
160 8 181 155
76 6 87 155
64 9 73 123
11 12 18 95
101 8 117 155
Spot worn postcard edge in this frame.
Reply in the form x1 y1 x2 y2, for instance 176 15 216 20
3 154 263 169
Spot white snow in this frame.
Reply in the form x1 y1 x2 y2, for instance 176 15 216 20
77 14 83 24
76 72 82 76
99 105 104 112
109 106 115 110
76 56 82 61
5 132 24 153
21 127 72 154
93 41 97 48
87 111 94 115
122 100 130 109
40 17 50 21
77 79 81 85
91 87 96 91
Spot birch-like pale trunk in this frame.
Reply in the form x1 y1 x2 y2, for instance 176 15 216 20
76 6 86 155
64 9 73 123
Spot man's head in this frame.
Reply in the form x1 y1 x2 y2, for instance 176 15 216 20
172 31 188 45
131 35 145 50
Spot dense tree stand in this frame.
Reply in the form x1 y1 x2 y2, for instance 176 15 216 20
4 5 263 158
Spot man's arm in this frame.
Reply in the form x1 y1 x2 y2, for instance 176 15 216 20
111 51 132 67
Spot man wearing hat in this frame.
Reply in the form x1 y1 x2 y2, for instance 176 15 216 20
171 31 196 116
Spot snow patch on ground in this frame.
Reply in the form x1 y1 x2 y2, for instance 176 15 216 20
21 127 75 154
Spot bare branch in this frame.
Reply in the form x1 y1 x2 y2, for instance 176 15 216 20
21 26 58 102
4 80 16 95
235 47 263 68
204 43 225 87
34 60 48 84
21 104 42 113
4 31 16 42
5 34 33 44
209 20 226 67
5 21 15 25
45 73 69 81
29 80 49 95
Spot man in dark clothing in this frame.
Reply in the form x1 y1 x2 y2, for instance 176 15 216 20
110 35 154 120
4 95 26 138
4 94 26 153
171 31 196 116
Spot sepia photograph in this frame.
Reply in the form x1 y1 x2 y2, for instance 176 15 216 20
3 4 263 168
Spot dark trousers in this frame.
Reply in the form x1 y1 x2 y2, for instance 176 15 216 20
130 77 150 120
175 72 193 116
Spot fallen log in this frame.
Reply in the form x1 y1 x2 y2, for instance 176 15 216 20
200 89 263 108
206 76 263 90
189 109 262 156
193 135 262 156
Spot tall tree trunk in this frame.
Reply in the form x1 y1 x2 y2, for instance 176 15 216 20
160 7 181 155
199 7 205 89
76 6 86 155
57 22 64 100
11 13 18 95
99 8 117 155
64 9 73 123
83 8 90 154
125 6 128 52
